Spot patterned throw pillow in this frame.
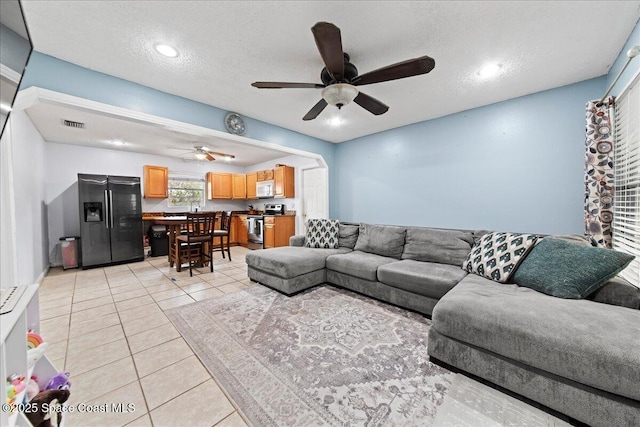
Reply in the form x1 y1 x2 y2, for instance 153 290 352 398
304 219 340 249
463 232 538 283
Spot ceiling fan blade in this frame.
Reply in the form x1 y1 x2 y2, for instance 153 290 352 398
252 82 325 89
208 152 235 159
354 92 389 115
352 55 435 86
302 99 328 121
205 153 215 161
311 22 344 81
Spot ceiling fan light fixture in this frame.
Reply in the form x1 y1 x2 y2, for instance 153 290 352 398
194 152 207 160
321 83 359 109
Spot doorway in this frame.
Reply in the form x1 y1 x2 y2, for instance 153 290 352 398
302 167 328 226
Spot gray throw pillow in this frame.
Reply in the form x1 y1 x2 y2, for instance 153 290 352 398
463 231 538 283
512 238 635 299
354 224 406 259
402 228 474 266
339 224 359 249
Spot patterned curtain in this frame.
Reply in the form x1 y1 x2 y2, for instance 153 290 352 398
584 98 615 248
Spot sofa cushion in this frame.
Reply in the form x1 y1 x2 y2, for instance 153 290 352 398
432 274 640 401
326 250 397 281
304 219 340 249
588 276 640 309
463 232 538 283
354 224 406 258
246 246 351 279
402 227 474 266
378 260 467 299
512 238 635 299
339 223 359 249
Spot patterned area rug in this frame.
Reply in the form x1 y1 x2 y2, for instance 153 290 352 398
166 285 455 426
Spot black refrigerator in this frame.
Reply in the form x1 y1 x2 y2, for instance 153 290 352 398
78 174 144 268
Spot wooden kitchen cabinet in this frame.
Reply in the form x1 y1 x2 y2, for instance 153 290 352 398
257 169 274 181
237 215 248 246
232 174 246 199
207 172 232 199
143 165 168 198
263 215 295 249
246 172 257 199
274 166 295 198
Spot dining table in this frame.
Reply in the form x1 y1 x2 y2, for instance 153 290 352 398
150 216 191 271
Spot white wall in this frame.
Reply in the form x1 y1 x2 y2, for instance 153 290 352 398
10 110 48 285
246 154 321 234
44 141 249 265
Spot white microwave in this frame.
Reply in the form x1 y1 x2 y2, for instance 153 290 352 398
257 180 275 198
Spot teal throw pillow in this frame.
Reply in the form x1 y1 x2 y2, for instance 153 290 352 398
512 238 635 299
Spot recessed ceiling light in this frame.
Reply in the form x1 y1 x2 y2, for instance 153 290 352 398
0 103 12 112
224 155 233 162
477 63 502 79
155 44 178 58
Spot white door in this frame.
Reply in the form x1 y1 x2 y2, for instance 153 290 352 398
302 168 328 225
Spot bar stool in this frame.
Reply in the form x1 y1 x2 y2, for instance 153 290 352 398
213 211 233 261
175 212 216 276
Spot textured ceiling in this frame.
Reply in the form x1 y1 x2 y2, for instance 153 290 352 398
23 102 290 166
21 1 640 143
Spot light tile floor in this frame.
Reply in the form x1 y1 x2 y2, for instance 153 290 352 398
39 246 253 427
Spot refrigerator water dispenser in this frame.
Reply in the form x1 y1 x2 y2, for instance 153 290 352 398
84 202 103 222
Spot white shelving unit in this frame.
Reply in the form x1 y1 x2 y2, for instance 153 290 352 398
1 284 59 427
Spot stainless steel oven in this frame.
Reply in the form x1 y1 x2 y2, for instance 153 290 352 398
247 215 264 250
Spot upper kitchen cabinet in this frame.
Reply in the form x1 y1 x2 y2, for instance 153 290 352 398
246 172 257 199
257 169 274 182
232 174 247 199
143 165 168 198
274 166 295 198
207 172 232 199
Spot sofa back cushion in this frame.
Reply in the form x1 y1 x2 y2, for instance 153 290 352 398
354 224 406 258
402 227 474 266
339 224 359 249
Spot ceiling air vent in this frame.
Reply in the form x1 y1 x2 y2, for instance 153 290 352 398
62 119 86 129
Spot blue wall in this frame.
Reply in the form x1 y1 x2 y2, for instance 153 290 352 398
19 53 338 215
334 78 606 234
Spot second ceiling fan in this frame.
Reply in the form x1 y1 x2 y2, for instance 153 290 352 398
252 22 435 121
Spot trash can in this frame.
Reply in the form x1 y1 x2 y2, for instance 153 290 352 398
59 236 80 269
148 225 168 257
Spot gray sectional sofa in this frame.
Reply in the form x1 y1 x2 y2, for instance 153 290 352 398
245 222 640 427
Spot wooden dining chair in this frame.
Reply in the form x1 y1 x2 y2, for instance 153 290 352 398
175 212 216 276
213 211 233 261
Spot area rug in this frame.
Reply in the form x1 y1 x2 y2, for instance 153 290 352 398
166 285 455 426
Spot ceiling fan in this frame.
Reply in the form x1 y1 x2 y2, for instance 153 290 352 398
252 22 435 121
173 145 236 162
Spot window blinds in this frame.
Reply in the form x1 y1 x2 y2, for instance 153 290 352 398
612 74 640 286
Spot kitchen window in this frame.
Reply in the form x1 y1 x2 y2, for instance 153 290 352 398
168 176 205 209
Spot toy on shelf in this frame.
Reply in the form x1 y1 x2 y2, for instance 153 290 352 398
27 342 49 370
26 376 39 401
45 372 71 391
26 389 70 427
5 374 26 404
27 330 43 350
